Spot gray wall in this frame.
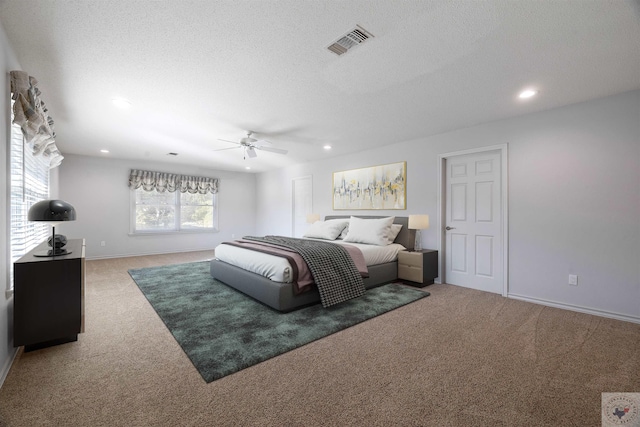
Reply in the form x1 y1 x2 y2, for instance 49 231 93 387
1 22 20 385
57 154 257 259
257 90 640 322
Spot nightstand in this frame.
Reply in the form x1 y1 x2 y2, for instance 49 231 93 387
397 249 438 287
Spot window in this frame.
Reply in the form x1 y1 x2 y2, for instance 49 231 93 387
8 71 61 294
8 111 50 291
131 188 217 233
180 192 216 230
128 169 219 234
134 188 176 231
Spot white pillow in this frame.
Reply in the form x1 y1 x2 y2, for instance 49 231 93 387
303 219 349 240
337 223 349 239
344 216 395 246
341 222 400 242
386 223 403 244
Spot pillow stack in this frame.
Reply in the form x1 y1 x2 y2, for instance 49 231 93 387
302 218 349 240
343 216 396 246
303 216 402 246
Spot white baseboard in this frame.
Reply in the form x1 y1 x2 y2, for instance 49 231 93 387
508 293 640 325
86 247 215 261
0 348 18 390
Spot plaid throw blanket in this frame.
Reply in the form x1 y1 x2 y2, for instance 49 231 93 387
242 236 365 307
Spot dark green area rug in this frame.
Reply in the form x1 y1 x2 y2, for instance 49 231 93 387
128 261 429 382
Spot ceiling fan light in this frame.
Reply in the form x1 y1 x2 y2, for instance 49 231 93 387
246 147 257 158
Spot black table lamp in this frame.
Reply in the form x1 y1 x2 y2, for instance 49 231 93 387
28 199 77 257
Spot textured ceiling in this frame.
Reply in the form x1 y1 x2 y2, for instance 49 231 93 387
1 0 639 173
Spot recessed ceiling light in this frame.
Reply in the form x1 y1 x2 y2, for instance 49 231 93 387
323 145 332 150
100 149 109 154
245 166 251 170
112 97 132 109
518 89 538 99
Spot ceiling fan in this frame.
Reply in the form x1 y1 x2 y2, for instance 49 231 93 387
215 131 288 159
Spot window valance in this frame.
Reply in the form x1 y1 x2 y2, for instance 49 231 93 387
10 70 63 168
128 169 219 194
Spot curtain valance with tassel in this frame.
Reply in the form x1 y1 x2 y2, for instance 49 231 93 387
10 70 63 168
128 169 219 194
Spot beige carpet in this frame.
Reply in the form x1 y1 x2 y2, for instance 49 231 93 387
1 251 639 426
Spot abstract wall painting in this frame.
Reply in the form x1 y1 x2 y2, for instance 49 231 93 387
332 161 406 210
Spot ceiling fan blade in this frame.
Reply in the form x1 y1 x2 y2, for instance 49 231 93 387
217 138 242 145
256 146 288 155
213 146 242 152
246 146 257 158
252 138 272 147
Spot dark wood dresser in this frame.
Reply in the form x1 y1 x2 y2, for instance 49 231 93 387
13 239 85 351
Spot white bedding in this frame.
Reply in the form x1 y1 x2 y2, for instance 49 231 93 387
214 239 406 284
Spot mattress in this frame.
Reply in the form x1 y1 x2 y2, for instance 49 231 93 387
214 239 406 284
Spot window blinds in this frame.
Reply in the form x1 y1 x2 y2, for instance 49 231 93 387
8 119 50 290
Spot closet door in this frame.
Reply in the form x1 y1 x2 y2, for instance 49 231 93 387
292 176 312 237
445 150 503 295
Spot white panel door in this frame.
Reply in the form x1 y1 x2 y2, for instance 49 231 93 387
292 176 312 238
445 150 502 294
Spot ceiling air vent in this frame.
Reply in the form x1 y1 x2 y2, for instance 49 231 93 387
327 25 374 56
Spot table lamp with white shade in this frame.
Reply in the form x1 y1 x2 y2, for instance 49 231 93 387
306 213 321 224
408 214 429 251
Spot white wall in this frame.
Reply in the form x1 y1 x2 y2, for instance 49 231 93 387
57 154 257 259
257 90 640 322
0 22 21 385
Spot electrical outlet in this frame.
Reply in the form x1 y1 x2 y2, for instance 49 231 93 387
568 274 578 286
100 241 106 247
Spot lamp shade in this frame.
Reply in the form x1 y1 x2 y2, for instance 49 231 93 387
28 200 76 222
408 214 429 230
306 213 321 224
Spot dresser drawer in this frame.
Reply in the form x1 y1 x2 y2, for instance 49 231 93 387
398 264 424 283
398 251 423 268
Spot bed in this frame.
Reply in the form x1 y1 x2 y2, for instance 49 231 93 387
210 216 415 312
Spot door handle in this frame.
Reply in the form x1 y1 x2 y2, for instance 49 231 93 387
445 226 456 230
